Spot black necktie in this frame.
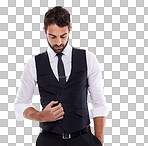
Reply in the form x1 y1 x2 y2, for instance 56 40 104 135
56 53 66 85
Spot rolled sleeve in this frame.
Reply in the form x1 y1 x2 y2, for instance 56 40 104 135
91 105 109 118
14 102 35 121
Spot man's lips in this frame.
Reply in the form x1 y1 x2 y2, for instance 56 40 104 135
54 46 63 49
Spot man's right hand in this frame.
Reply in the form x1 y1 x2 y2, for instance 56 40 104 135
38 101 65 122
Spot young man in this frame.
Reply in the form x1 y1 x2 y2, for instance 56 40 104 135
14 6 109 146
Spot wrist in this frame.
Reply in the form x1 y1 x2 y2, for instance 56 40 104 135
30 111 41 122
35 111 42 122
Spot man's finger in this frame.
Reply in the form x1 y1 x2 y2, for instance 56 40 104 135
56 112 65 119
52 103 62 112
48 101 58 108
57 116 64 120
54 107 64 116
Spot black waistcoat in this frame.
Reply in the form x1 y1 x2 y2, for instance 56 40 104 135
35 47 90 134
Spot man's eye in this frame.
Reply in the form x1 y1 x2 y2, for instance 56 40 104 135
51 37 55 39
61 36 66 38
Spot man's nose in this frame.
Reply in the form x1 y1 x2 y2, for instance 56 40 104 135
56 38 62 46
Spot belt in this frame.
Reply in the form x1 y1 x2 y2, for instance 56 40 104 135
41 125 91 139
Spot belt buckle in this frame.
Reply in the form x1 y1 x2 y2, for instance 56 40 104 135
62 132 71 139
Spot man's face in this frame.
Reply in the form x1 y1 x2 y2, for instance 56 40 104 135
44 24 71 54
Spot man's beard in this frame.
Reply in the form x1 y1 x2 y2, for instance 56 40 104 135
47 37 69 54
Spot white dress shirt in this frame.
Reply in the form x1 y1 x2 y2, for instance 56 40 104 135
14 43 109 121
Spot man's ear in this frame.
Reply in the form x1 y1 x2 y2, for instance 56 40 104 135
43 27 47 35
69 25 72 33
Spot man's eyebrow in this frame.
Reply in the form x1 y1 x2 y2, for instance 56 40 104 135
60 33 67 37
48 33 55 37
48 33 67 37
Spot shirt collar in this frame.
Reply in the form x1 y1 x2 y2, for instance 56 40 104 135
47 42 72 59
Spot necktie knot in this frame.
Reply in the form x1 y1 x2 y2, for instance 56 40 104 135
56 53 63 58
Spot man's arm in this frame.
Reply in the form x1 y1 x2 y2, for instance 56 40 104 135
86 51 109 145
14 57 36 121
93 117 106 145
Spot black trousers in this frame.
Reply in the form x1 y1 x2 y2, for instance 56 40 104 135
36 131 102 146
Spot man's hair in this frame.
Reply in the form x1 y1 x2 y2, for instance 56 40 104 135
44 6 71 32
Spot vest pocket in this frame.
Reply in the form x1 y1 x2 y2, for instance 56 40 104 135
75 109 89 117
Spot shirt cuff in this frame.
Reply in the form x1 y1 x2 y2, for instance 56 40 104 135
91 106 109 118
14 103 35 121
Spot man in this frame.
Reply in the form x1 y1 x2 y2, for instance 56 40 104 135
14 6 109 146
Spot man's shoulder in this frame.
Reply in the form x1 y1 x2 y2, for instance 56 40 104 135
85 49 96 59
85 50 99 64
